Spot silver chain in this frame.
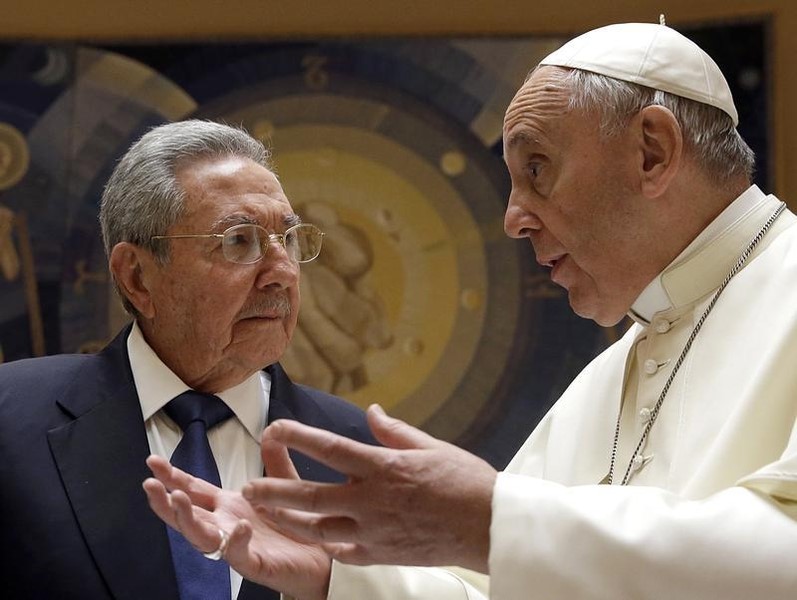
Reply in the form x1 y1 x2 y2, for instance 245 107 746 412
606 202 786 485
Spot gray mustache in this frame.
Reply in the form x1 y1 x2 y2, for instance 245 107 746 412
238 292 292 319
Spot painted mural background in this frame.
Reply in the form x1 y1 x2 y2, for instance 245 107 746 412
0 20 769 467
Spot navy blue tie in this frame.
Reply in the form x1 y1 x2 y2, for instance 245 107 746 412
164 391 234 600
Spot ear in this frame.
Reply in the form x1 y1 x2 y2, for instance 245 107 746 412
109 242 157 319
636 105 683 198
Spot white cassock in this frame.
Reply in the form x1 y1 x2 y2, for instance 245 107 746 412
322 186 797 600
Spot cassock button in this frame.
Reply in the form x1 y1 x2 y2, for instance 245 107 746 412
643 358 659 375
639 407 652 423
653 318 671 333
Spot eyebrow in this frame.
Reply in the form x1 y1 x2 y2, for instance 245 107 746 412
211 214 258 230
210 213 301 231
505 130 540 150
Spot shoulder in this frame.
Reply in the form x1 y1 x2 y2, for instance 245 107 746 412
295 382 368 417
0 354 100 440
0 334 128 423
0 353 93 395
0 326 130 402
295 383 379 446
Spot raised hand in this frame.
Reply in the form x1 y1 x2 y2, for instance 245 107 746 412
143 450 331 600
243 405 498 573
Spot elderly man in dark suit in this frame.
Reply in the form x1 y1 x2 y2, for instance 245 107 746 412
0 119 375 600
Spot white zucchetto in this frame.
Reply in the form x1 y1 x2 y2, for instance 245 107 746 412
540 22 739 126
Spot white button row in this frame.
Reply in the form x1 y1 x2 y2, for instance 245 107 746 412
643 358 659 374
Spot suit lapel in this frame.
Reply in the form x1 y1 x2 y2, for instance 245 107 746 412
265 363 355 482
265 362 338 429
234 364 296 600
238 580 280 600
236 364 340 599
48 328 178 600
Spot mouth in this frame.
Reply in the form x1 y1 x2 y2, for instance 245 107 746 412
237 293 292 322
240 313 281 322
536 252 569 286
537 252 566 269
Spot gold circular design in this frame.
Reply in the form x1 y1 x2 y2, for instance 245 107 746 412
440 150 466 177
273 125 487 424
460 288 483 311
403 337 425 356
0 123 30 191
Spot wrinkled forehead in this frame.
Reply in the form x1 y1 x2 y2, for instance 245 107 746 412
176 155 295 227
503 66 572 138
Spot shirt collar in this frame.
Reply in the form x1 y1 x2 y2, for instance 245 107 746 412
629 185 766 323
127 321 269 443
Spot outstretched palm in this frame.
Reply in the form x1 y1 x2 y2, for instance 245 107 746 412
143 454 330 600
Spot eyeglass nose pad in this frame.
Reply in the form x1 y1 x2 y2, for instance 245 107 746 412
259 232 287 260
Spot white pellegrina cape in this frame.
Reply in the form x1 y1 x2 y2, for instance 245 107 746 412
324 186 797 600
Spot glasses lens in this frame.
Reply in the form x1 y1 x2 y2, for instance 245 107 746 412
285 224 323 263
222 224 262 264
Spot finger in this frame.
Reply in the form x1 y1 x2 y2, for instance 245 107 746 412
143 477 179 529
170 489 221 553
243 476 360 517
261 506 359 545
366 404 440 451
261 435 300 480
146 455 218 509
221 519 256 572
262 420 384 477
322 542 370 565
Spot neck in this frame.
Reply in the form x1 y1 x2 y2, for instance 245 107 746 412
137 321 256 393
651 174 748 275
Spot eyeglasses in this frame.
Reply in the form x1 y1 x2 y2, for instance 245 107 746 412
151 222 324 264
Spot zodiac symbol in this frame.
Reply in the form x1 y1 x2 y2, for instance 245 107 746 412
302 55 330 90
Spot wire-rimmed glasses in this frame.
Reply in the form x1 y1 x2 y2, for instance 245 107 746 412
151 222 324 264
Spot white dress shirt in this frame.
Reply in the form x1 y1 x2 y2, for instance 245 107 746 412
127 321 269 599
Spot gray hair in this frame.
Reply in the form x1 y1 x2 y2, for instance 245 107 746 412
99 119 270 314
552 68 755 186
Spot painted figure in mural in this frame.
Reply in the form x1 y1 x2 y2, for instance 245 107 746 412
0 119 378 600
145 22 797 600
282 201 394 395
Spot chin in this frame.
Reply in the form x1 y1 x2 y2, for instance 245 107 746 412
234 348 284 373
570 296 626 327
593 313 627 327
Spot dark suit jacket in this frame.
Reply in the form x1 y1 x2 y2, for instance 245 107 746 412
0 326 377 599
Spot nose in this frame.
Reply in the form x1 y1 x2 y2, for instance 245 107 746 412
504 190 543 239
253 240 299 290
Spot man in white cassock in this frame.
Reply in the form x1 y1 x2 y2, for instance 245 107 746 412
144 21 797 600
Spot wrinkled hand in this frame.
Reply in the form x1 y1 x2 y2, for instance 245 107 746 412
243 405 498 573
142 441 331 600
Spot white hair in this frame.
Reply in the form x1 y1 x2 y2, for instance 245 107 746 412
99 119 270 314
553 68 755 186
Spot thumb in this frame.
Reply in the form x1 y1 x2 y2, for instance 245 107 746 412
367 404 439 450
223 519 256 573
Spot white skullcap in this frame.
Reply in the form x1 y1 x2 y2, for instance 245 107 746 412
539 22 738 126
